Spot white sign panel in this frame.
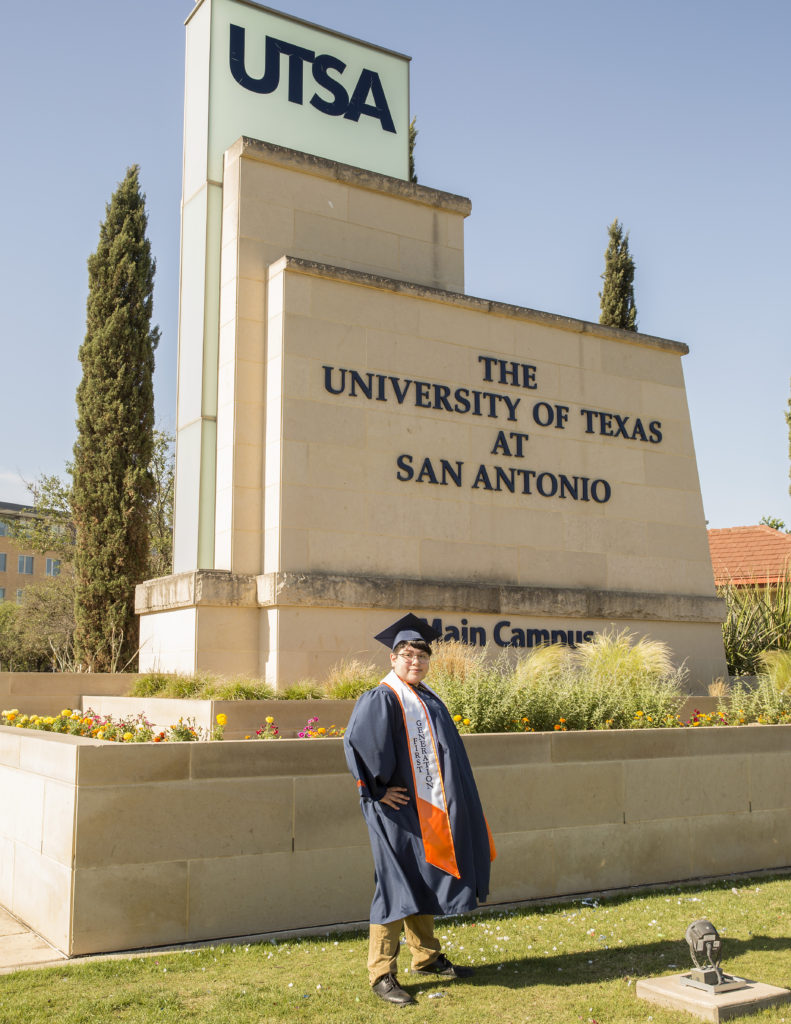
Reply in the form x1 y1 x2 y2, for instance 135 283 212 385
188 0 410 184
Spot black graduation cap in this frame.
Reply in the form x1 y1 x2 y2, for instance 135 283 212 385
374 612 442 650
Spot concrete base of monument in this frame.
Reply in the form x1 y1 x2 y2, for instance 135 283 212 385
135 570 728 688
636 975 791 1021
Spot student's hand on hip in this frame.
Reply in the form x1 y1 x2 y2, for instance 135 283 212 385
380 786 409 810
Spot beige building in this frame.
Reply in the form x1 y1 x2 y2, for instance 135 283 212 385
0 502 63 606
136 137 726 687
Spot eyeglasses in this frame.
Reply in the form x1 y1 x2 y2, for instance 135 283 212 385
398 651 430 665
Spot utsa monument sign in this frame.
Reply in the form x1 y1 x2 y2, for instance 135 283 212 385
136 0 726 686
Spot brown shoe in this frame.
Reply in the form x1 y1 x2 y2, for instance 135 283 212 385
413 953 474 979
372 973 417 1006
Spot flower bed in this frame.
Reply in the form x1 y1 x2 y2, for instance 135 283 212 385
0 706 346 742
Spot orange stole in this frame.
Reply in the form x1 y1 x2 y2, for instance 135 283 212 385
382 671 465 878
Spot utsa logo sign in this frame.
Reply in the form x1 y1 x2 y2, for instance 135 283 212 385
229 26 397 134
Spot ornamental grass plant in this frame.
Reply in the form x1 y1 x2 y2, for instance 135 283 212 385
4 875 791 1023
430 642 525 733
279 679 326 700
432 631 687 733
719 650 791 725
323 657 380 699
130 674 275 701
433 660 524 734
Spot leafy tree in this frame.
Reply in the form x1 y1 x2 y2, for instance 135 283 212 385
72 165 159 672
408 116 418 184
4 473 75 561
15 576 77 671
759 515 788 532
0 602 21 672
599 219 637 331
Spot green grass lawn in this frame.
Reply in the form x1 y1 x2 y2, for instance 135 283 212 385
3 875 791 1023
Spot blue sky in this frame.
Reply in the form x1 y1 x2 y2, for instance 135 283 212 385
1 0 789 529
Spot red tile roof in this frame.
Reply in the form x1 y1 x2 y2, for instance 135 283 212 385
708 525 791 586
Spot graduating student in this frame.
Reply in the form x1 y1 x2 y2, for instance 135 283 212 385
344 613 496 1006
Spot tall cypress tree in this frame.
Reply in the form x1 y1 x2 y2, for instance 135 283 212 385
599 219 638 331
408 116 418 184
72 166 159 671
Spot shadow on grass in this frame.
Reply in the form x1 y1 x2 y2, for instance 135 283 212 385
400 934 791 994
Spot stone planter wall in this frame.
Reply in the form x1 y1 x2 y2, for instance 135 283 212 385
0 673 136 717
2 722 790 956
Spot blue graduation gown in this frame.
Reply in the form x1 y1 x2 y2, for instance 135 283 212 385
344 682 492 924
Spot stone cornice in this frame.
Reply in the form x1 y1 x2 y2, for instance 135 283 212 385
137 570 725 624
276 255 690 355
230 137 471 215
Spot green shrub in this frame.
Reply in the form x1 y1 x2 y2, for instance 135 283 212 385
720 574 791 676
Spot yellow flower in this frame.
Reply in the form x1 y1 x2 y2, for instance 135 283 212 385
635 710 644 717
216 713 228 727
265 716 274 724
123 732 133 742
6 712 16 722
453 714 462 723
96 730 105 740
60 709 72 717
244 735 251 740
317 727 326 735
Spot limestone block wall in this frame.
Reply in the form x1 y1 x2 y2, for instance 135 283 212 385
0 673 134 718
2 723 790 956
147 138 725 685
214 140 470 576
0 730 79 952
265 259 713 594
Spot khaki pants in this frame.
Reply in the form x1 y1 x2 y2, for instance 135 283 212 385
368 914 442 985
